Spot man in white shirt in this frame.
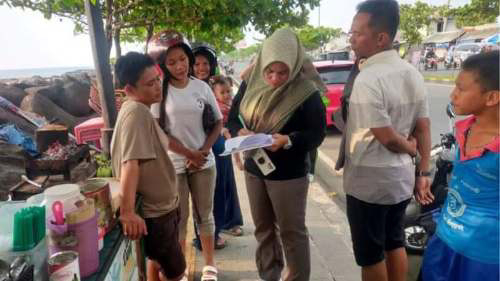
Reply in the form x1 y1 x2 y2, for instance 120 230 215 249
343 1 433 281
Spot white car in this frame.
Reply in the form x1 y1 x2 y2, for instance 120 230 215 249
453 43 482 64
452 43 498 65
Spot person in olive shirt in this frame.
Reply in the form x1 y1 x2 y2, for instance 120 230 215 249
111 52 186 281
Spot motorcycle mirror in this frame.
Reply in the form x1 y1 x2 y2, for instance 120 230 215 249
446 103 456 119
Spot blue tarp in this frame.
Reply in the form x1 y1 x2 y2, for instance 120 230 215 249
0 124 38 156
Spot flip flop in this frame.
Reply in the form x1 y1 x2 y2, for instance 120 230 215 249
201 265 218 281
215 237 226 250
221 226 244 236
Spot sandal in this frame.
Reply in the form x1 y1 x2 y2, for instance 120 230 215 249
215 237 226 250
201 265 218 281
221 226 244 236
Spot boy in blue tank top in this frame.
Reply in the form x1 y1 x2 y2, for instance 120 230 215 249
422 51 499 281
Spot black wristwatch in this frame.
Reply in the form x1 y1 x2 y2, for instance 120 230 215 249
415 170 431 177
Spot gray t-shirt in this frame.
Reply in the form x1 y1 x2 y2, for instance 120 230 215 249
343 50 429 204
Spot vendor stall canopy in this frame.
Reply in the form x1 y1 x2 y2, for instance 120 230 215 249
424 30 465 44
460 28 498 42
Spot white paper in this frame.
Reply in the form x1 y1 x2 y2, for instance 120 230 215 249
220 133 273 156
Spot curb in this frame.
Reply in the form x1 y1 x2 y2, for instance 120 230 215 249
423 78 454 85
315 149 347 210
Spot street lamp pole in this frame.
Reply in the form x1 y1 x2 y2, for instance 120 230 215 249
318 2 321 27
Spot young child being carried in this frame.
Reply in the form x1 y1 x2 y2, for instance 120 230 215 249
209 75 244 171
208 75 245 238
422 50 499 281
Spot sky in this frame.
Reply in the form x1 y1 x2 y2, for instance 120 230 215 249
0 0 471 70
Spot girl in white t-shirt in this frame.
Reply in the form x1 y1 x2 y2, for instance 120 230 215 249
148 30 222 281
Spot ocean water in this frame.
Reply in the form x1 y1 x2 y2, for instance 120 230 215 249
0 66 93 79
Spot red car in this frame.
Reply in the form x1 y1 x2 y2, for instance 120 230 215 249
313 60 354 127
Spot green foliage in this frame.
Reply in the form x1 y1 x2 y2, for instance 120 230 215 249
225 43 261 60
450 0 499 27
225 24 341 60
244 0 320 36
2 0 320 57
4 0 86 23
296 25 341 51
399 2 432 47
399 0 498 49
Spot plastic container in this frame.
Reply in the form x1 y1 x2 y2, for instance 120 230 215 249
80 178 114 233
0 238 49 281
26 193 45 207
13 210 34 251
12 206 45 251
44 184 84 218
47 213 99 277
0 201 27 253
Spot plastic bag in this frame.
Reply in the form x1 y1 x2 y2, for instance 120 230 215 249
0 124 38 156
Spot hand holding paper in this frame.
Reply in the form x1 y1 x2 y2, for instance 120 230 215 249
220 133 274 156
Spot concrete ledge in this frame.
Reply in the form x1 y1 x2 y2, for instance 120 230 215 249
423 78 454 85
316 149 347 209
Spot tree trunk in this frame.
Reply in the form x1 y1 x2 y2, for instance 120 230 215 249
114 28 121 58
144 22 154 53
105 0 113 57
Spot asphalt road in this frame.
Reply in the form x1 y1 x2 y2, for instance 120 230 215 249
314 82 457 281
227 62 454 281
318 82 457 207
321 82 457 152
228 61 458 202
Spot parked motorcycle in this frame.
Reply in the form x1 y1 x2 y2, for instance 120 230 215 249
404 103 456 255
444 56 458 70
424 57 438 71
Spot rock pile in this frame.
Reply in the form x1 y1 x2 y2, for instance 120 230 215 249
0 70 98 192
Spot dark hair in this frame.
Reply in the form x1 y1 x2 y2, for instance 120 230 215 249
193 47 218 79
462 50 499 92
114 52 155 88
356 0 399 41
156 44 195 133
156 43 194 83
208 75 229 91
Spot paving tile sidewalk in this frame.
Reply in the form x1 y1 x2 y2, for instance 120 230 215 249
188 167 360 281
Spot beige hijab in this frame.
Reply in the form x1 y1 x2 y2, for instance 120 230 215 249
239 28 325 133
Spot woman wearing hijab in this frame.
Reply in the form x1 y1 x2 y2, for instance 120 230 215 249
227 28 327 281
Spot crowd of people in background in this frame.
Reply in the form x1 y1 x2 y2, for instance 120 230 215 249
109 0 499 281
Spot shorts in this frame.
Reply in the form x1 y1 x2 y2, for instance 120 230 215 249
346 195 410 267
144 208 186 279
422 235 500 281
